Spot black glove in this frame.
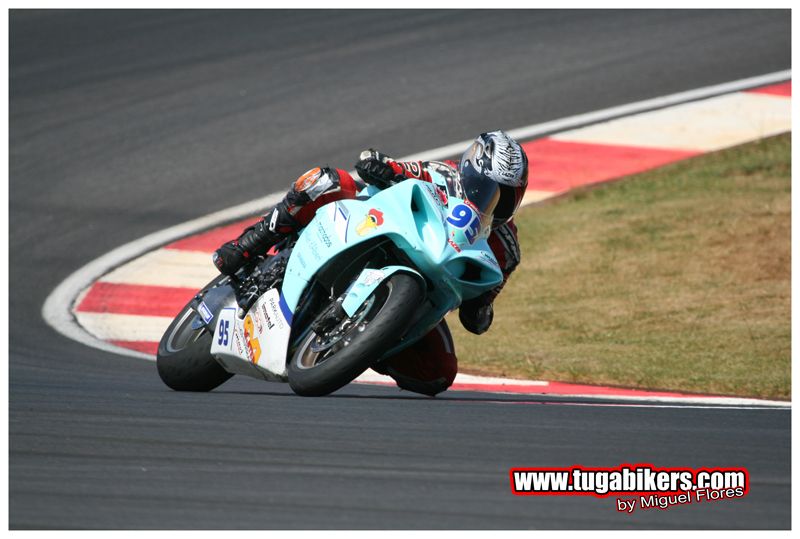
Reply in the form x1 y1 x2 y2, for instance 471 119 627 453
355 151 399 189
212 240 248 276
459 296 494 335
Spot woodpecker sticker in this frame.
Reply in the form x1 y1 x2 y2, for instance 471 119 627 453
356 208 385 236
243 314 261 365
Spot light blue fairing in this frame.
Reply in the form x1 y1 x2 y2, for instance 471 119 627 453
280 177 504 359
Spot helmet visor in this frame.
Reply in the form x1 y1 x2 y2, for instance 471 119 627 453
459 166 501 217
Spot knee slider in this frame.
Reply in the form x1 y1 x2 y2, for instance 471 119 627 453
292 166 340 202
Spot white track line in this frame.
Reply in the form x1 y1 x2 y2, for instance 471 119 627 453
501 402 790 410
497 394 790 408
42 70 791 368
357 378 790 408
553 91 791 152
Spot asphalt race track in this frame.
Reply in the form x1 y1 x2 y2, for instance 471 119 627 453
9 10 791 529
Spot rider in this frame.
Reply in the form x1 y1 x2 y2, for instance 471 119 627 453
212 130 528 396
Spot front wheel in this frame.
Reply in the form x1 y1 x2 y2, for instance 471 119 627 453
288 273 422 396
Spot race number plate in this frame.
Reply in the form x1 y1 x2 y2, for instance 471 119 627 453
210 289 293 380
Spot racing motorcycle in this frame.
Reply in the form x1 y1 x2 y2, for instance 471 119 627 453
156 169 504 396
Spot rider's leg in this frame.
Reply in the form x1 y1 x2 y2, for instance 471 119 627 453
239 167 357 252
214 167 359 275
372 320 458 397
283 167 361 227
239 167 359 255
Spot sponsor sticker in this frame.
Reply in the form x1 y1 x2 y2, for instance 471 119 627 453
435 186 448 207
305 235 322 261
356 208 385 236
447 238 462 252
252 307 264 334
261 303 275 329
480 251 500 267
361 269 386 286
316 220 332 248
233 330 245 357
266 295 286 331
198 301 214 324
423 183 447 210
243 315 262 364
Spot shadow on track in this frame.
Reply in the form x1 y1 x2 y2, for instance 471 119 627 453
209 387 787 409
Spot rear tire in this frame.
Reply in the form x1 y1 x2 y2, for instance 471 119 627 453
157 295 233 392
288 273 422 396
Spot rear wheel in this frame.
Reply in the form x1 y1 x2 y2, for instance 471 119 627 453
288 273 422 396
157 291 233 392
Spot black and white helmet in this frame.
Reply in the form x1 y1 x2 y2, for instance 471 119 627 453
458 130 528 227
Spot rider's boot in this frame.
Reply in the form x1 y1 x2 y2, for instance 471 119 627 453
212 202 298 276
458 295 494 335
372 322 458 397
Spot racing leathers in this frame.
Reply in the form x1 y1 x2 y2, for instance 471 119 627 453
213 153 521 396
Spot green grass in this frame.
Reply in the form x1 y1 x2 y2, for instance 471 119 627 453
449 134 791 399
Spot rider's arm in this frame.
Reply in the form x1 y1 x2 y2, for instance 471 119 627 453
385 159 432 182
485 219 521 300
458 219 520 335
356 148 464 189
356 150 458 187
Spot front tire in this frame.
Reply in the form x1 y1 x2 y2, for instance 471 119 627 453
157 295 233 392
288 273 422 396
